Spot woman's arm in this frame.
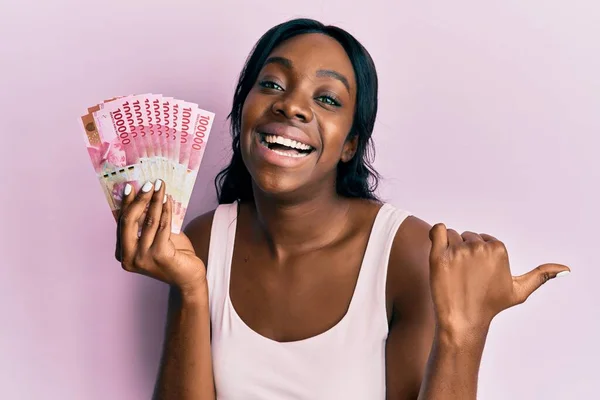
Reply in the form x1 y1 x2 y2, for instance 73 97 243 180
385 216 436 399
385 217 569 400
416 326 487 400
152 285 215 400
386 216 484 399
152 211 217 400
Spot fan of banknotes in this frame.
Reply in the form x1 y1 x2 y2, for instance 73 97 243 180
80 94 215 233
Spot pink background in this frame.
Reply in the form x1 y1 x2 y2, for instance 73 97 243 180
1 1 598 399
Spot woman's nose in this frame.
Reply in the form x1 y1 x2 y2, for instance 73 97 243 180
271 91 313 123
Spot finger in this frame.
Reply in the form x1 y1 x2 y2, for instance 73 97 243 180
138 180 166 251
115 183 134 262
511 263 571 305
447 229 463 247
480 233 499 242
154 194 173 247
120 181 155 263
429 223 449 256
461 231 484 242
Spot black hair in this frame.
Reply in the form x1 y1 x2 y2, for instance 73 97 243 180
215 18 380 203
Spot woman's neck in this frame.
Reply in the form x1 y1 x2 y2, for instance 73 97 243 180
248 187 353 257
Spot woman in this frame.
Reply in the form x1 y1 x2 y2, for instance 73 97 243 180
115 18 570 400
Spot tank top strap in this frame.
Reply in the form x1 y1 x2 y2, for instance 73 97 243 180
348 203 412 329
206 201 239 321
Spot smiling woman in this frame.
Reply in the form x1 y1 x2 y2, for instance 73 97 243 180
114 17 570 400
216 20 380 203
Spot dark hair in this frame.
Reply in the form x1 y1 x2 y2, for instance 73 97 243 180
215 18 380 203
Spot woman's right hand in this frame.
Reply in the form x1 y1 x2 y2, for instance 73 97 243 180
114 179 207 297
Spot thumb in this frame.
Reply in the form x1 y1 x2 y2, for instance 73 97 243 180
512 263 571 305
429 223 449 259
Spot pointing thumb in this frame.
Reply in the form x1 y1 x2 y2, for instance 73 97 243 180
512 263 570 305
429 223 449 258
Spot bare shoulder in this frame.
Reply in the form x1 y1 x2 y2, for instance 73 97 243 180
390 214 433 279
183 208 217 266
387 211 434 316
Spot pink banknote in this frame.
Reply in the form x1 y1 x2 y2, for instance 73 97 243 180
175 109 215 227
80 94 215 234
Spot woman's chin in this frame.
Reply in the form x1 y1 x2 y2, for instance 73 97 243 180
248 173 310 201
253 177 298 197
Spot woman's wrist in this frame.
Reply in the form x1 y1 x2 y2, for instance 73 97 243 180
177 279 210 307
434 321 490 351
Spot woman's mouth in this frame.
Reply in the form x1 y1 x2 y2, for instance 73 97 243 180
258 133 315 158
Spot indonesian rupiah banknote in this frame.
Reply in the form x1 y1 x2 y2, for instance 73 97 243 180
80 94 215 233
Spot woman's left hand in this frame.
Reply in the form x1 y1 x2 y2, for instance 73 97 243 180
428 223 571 337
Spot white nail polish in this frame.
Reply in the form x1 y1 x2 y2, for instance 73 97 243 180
123 184 132 196
556 271 570 278
141 181 153 192
163 194 167 204
154 179 162 191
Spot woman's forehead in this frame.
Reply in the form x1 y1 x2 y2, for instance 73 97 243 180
265 33 355 82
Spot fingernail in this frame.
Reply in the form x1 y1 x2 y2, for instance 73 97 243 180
123 184 132 196
556 271 570 278
141 181 153 192
154 179 162 191
163 194 167 204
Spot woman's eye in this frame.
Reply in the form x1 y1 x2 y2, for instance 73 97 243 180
259 81 283 91
316 95 341 107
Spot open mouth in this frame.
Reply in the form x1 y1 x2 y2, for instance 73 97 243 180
258 133 315 158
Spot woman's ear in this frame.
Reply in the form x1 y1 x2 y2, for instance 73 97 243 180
341 135 358 163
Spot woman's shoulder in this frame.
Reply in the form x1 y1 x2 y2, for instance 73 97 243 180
183 206 219 265
351 198 432 308
382 201 433 311
351 198 429 234
371 198 431 273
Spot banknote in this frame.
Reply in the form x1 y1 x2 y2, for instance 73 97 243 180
80 94 215 234
100 164 144 220
171 99 200 219
177 108 215 220
80 112 143 216
143 94 163 178
169 99 184 220
92 99 148 182
129 94 158 178
162 96 176 192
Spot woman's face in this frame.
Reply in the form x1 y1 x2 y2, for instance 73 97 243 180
240 33 357 198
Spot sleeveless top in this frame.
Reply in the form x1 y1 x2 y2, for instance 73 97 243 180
206 201 412 399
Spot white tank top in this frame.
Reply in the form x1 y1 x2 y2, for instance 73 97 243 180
206 201 411 399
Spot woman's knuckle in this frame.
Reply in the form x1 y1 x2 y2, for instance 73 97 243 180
452 246 467 259
470 241 486 253
120 211 132 225
121 261 133 272
144 215 155 227
536 267 550 285
133 253 147 269
158 218 169 231
491 240 506 253
151 249 165 263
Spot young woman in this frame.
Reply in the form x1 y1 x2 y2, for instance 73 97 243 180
115 18 570 400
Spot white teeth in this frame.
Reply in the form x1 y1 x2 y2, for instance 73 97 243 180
271 148 309 158
263 134 312 151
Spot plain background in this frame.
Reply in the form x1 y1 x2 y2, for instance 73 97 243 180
1 0 598 399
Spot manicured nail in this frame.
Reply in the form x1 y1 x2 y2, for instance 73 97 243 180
154 179 162 191
556 271 570 278
123 184 132 196
163 194 167 204
141 181 153 192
